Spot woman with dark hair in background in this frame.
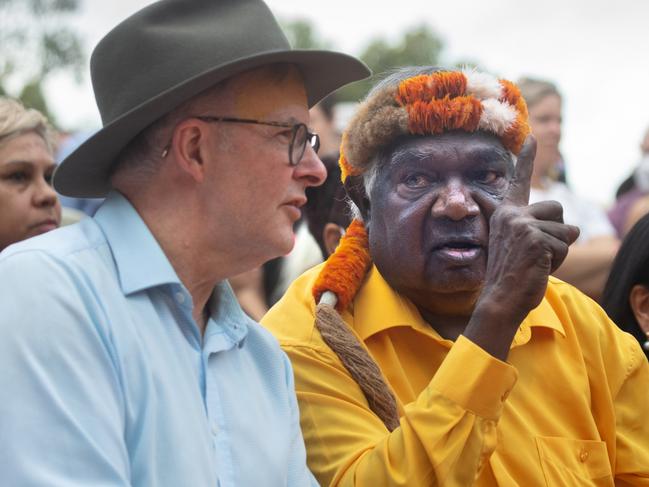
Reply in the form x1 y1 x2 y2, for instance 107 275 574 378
602 212 649 358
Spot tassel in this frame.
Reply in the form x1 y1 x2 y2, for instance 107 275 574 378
314 297 400 431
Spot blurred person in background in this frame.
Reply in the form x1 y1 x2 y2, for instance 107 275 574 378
308 94 341 158
608 125 649 237
519 77 619 300
602 211 649 360
0 97 61 251
56 130 104 217
303 154 351 259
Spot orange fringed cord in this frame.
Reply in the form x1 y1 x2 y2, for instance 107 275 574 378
312 219 372 312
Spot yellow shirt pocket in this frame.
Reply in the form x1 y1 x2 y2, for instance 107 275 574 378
535 436 613 487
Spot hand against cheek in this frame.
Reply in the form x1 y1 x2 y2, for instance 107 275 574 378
464 136 580 360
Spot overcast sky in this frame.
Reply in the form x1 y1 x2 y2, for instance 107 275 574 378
45 0 649 206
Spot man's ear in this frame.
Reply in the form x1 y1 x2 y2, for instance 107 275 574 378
629 284 649 336
344 175 370 221
323 223 345 256
167 120 208 183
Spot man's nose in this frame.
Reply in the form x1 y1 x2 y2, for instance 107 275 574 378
294 145 327 187
431 179 479 221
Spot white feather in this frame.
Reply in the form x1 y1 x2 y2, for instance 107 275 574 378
479 99 517 135
463 68 503 100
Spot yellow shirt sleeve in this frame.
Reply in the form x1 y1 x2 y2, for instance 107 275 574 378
282 333 517 486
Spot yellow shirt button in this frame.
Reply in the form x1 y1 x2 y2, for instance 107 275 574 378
579 449 589 462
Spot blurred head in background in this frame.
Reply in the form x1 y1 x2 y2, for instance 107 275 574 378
602 211 649 358
0 97 61 251
518 77 563 187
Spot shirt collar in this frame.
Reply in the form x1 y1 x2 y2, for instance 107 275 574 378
352 266 432 341
352 265 566 343
205 280 250 346
94 191 181 295
519 279 566 338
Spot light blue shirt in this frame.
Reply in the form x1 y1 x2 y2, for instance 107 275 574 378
0 192 317 487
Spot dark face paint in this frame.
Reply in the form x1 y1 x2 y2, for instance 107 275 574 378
368 131 514 315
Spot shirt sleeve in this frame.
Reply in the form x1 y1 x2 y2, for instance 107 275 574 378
0 251 131 486
611 336 649 486
281 351 321 487
283 335 517 487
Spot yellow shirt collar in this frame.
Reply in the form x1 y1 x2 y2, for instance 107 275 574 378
352 266 566 344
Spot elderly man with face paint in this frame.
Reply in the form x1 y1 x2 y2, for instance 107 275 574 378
262 67 649 486
0 1 370 486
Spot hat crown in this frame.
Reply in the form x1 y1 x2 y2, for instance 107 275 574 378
91 0 290 125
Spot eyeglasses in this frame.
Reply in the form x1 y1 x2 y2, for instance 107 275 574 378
161 116 320 166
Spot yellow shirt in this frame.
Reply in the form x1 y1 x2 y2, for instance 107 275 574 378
262 265 649 486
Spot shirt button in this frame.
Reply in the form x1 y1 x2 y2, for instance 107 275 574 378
175 292 185 304
211 423 219 436
579 449 589 462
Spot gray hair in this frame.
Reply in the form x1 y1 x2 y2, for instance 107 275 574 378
517 77 561 109
0 97 55 153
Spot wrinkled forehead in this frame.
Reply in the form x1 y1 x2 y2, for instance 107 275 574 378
228 65 308 120
380 131 514 171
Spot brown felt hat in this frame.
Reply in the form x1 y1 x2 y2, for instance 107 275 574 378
54 0 370 197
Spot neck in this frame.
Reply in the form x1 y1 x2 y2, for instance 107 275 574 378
413 291 478 340
531 152 559 189
122 187 230 335
418 308 471 340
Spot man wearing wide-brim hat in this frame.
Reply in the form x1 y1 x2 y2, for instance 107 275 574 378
0 0 368 485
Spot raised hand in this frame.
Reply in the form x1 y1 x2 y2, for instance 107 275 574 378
464 136 580 360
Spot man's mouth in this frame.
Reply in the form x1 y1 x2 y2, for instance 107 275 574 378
431 239 484 263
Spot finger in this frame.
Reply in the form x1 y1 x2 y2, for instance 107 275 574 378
525 230 571 275
526 200 564 223
534 221 580 246
503 135 537 207
547 236 570 274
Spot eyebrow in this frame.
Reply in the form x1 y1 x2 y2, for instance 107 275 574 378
388 145 511 167
0 160 56 170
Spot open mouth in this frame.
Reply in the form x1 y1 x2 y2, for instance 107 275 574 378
431 239 484 262
433 239 482 251
435 241 481 250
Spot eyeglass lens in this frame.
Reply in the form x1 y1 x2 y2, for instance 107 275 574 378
290 124 320 166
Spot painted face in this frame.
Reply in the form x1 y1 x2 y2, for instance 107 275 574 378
367 131 513 315
0 132 61 251
199 65 326 267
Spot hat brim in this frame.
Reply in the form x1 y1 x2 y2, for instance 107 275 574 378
54 50 370 198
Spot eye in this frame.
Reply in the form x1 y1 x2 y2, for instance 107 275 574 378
6 171 29 183
275 128 293 142
474 170 501 185
403 173 431 189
